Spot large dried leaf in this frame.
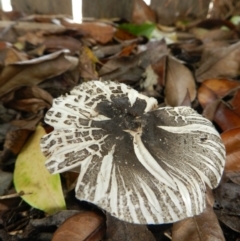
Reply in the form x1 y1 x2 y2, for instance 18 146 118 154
0 170 12 195
0 21 65 35
99 41 168 82
151 0 210 25
214 182 240 216
14 125 66 214
165 57 196 106
196 42 240 82
52 211 106 241
4 86 53 113
78 46 98 80
221 128 240 182
172 190 225 241
0 46 28 65
2 129 32 160
215 210 240 233
198 79 240 109
214 101 240 131
62 22 115 44
105 214 155 241
131 0 156 24
214 167 240 233
0 50 73 97
1 113 43 162
189 28 237 42
221 128 240 170
43 36 82 54
198 79 240 128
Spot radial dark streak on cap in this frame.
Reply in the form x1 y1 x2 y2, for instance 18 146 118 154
40 80 226 224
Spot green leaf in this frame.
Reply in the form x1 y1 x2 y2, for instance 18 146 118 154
118 23 156 39
14 125 66 214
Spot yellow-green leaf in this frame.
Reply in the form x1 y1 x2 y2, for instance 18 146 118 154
14 125 66 214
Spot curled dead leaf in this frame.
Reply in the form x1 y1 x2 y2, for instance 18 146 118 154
62 22 115 44
0 50 73 97
215 210 240 233
165 57 196 106
172 189 225 241
3 85 53 113
43 36 82 54
78 46 98 80
52 211 106 241
221 128 240 175
99 41 167 82
196 42 240 82
1 113 43 162
0 46 28 65
198 79 240 128
106 214 156 241
214 182 240 217
214 101 240 131
198 78 240 109
131 0 156 24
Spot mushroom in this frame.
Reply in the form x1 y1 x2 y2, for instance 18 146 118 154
40 80 225 224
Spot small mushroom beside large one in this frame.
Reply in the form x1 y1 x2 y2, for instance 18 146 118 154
40 80 225 224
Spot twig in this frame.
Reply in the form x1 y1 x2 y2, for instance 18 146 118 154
0 191 32 200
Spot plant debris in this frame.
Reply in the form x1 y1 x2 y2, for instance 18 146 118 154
1 0 240 240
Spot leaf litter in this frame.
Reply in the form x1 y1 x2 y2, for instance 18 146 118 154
0 1 240 240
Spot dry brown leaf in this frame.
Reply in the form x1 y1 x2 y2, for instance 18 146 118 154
78 46 98 80
105 214 155 241
214 210 240 233
150 55 166 87
172 189 225 241
214 182 240 217
214 101 240 131
151 0 210 26
189 28 237 42
164 57 196 106
0 21 66 35
194 18 236 30
0 50 72 97
1 112 43 163
43 36 82 54
1 47 28 65
99 41 167 82
52 211 106 241
208 0 235 19
202 99 221 121
196 42 240 82
119 43 137 57
4 86 53 113
180 90 192 106
62 22 115 44
131 0 156 24
198 79 240 125
198 78 240 109
6 99 49 113
93 44 124 59
1 128 34 161
17 32 46 46
221 128 240 175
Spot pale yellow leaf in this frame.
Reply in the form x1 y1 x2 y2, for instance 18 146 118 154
14 125 66 214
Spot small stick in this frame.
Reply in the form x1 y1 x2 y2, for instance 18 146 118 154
0 191 32 200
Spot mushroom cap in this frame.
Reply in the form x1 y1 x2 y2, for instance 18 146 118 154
40 80 225 224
